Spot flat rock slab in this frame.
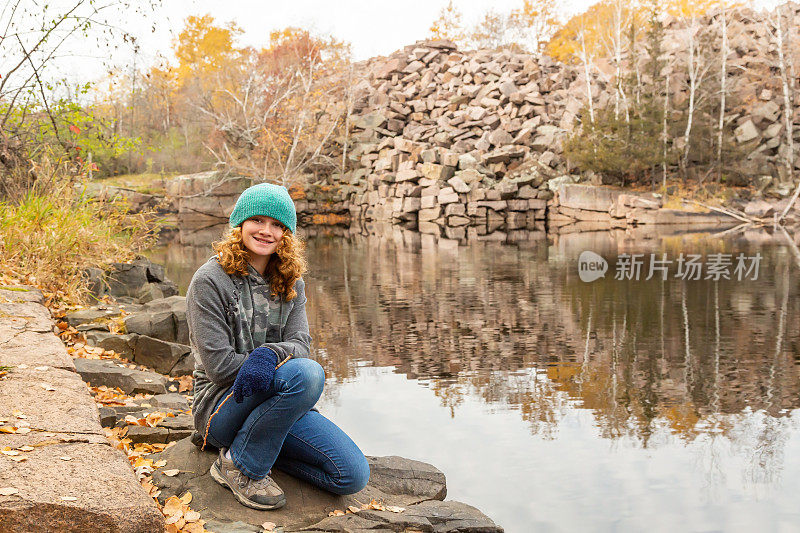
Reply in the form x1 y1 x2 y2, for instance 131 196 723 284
149 439 450 532
73 357 167 395
0 286 46 304
303 500 504 532
558 184 623 212
148 393 191 411
0 288 163 532
0 441 163 533
0 367 102 435
366 455 447 500
0 301 54 334
0 329 75 371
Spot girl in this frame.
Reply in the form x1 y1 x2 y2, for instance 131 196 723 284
186 183 370 510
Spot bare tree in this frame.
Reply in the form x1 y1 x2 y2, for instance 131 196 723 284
196 36 352 187
715 6 729 178
679 11 714 177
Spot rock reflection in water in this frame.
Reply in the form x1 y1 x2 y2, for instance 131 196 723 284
305 225 799 440
149 222 800 532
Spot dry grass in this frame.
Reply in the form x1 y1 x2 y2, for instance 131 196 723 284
0 180 157 304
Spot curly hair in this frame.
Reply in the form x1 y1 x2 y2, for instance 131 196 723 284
212 226 307 300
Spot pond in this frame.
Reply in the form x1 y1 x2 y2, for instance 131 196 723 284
149 223 800 533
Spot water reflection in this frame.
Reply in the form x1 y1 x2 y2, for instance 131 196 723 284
148 223 800 532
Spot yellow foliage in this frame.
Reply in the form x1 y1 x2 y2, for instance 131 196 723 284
429 0 465 45
174 14 242 87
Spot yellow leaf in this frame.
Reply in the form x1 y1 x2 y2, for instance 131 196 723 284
180 491 193 505
154 459 167 468
183 522 205 533
184 510 201 522
163 495 183 516
347 505 360 513
261 521 276 531
1 450 20 456
0 487 18 496
163 469 180 477
17 446 34 452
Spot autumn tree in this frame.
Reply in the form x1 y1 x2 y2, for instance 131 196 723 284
429 1 466 47
508 0 560 53
195 26 353 186
0 0 161 196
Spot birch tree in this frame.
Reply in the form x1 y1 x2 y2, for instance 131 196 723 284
679 10 714 177
765 5 796 200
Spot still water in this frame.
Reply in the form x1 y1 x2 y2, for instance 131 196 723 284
150 223 800 533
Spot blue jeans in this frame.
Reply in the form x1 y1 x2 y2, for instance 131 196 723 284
206 358 370 495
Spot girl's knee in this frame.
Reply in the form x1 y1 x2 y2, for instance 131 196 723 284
279 358 325 401
333 456 370 495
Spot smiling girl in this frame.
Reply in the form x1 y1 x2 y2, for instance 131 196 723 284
185 183 369 510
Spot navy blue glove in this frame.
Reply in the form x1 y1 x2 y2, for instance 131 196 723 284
232 347 279 403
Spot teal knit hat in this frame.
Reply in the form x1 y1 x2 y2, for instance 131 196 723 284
229 183 297 232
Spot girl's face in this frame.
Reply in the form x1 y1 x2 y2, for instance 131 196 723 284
241 216 285 257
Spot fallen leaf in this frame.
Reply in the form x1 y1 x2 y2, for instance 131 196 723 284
1 450 20 456
9 456 26 462
0 426 17 434
347 505 360 513
60 496 78 501
261 521 276 531
154 459 167 468
164 513 182 525
179 491 193 505
39 384 56 392
59 456 72 461
0 487 19 496
184 510 201 522
182 522 205 533
15 428 30 434
164 525 179 533
17 446 34 452
328 509 346 517
163 469 180 477
177 375 193 393
162 495 183 516
168 385 177 392
385 505 405 513
34 366 48 371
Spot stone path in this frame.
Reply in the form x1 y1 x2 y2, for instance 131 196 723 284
0 286 163 532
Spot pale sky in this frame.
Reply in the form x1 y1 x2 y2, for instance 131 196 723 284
48 0 787 83
70 0 598 80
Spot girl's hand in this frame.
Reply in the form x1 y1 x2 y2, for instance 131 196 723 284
232 346 279 403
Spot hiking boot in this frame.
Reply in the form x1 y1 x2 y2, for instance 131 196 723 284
209 448 286 510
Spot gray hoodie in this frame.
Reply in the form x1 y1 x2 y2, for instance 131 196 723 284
186 257 312 435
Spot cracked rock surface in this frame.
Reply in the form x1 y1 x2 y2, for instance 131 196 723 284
0 286 164 532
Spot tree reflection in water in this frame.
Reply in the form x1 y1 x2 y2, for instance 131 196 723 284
149 222 800 493
300 225 799 487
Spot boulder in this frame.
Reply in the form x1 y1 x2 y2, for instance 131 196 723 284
72 357 168 395
132 336 192 376
143 439 495 533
